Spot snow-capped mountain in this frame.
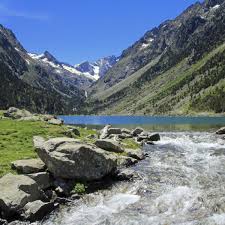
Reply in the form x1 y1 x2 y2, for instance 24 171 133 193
28 51 119 81
74 56 119 80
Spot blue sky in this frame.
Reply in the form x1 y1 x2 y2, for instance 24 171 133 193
0 0 201 64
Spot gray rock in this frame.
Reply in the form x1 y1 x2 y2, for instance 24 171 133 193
27 172 52 190
148 133 160 141
42 115 55 122
0 174 43 219
137 133 160 142
33 137 117 181
108 128 122 135
116 169 138 181
48 118 63 125
23 200 55 222
121 128 131 134
4 107 32 120
100 125 111 139
132 127 144 137
124 149 145 160
136 135 148 142
95 139 124 153
216 127 225 135
11 159 46 174
117 156 138 167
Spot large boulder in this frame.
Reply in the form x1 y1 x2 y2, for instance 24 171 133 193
23 200 55 222
95 139 124 153
216 127 225 135
3 107 32 120
11 159 46 174
33 137 117 181
0 174 43 219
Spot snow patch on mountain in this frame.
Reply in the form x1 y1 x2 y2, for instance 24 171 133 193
75 55 119 80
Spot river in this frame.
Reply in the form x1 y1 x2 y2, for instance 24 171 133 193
39 116 225 225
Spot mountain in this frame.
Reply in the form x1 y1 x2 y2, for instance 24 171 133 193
88 0 225 115
28 51 94 89
74 56 119 80
0 24 86 114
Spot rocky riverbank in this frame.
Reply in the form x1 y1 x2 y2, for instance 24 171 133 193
0 108 162 224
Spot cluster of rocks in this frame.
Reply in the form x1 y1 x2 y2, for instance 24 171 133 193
3 107 63 125
0 133 146 223
99 125 160 145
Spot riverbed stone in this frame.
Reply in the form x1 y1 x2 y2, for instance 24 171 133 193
33 137 117 181
11 159 46 174
148 133 160 141
0 174 43 219
23 200 55 222
116 168 139 181
95 139 124 153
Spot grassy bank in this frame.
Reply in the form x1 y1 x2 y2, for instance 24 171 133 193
0 114 139 177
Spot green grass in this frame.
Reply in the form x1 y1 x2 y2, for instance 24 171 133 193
121 138 140 149
0 119 71 177
72 182 86 194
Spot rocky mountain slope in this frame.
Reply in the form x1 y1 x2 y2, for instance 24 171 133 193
88 0 225 115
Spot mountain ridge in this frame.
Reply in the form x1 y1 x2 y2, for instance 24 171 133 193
87 0 225 115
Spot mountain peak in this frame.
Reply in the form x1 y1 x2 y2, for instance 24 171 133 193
75 55 119 80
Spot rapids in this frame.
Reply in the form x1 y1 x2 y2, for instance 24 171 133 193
38 132 225 225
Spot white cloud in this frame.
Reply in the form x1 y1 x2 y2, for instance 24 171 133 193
0 3 49 21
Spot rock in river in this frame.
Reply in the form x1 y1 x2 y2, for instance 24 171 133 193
23 200 55 222
33 137 117 181
216 127 225 135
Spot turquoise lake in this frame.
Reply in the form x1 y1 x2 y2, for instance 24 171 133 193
59 115 225 131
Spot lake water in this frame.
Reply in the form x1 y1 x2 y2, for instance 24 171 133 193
59 115 225 131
